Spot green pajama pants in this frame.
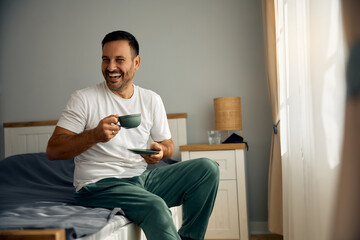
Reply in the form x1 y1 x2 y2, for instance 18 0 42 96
75 158 219 240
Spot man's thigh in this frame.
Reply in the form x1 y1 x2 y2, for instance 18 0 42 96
143 158 219 208
75 177 162 211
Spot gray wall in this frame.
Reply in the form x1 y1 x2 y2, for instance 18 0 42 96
0 0 272 229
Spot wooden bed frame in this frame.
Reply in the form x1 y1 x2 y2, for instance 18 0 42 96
1 113 187 240
0 229 65 240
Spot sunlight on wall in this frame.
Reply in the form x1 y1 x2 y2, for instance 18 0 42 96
322 64 345 170
321 0 346 170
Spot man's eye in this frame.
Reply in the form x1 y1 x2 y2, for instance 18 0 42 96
102 59 109 62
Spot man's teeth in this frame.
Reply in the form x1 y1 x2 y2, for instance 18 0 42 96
109 73 122 78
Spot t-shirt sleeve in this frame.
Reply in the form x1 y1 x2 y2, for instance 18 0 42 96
57 91 87 134
150 94 171 142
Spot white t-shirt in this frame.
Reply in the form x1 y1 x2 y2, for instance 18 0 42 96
57 82 171 191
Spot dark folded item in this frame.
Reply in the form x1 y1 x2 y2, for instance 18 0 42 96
223 133 249 150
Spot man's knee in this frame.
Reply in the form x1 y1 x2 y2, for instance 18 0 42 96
141 197 172 224
191 157 219 180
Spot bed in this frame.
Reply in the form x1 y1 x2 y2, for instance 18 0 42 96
0 113 187 240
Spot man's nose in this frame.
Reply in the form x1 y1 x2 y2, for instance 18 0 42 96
107 60 117 71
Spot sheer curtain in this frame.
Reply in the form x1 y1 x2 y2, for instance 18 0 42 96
275 0 346 239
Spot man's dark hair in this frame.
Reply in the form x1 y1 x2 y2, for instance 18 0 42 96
102 30 139 57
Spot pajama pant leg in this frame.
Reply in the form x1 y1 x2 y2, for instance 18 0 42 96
75 158 219 240
144 158 220 240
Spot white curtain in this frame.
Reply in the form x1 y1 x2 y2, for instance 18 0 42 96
277 0 346 239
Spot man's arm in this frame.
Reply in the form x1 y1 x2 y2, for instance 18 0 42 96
46 115 120 160
142 139 174 165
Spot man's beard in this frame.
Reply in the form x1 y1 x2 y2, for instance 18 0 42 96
106 76 131 92
104 70 133 92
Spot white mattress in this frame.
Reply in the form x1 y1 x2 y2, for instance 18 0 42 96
77 215 141 240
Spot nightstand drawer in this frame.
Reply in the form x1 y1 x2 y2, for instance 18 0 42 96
205 180 240 239
189 150 236 180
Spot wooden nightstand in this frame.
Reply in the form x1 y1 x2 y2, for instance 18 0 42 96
180 143 249 240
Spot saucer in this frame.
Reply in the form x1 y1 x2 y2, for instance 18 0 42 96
128 149 159 155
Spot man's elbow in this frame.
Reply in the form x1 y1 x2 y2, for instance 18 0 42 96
46 140 63 160
46 145 57 161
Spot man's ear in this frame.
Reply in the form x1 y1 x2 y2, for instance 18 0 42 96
134 55 141 70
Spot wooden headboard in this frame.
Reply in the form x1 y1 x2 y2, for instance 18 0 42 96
3 113 187 160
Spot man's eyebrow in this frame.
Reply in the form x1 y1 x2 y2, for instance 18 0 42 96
101 56 126 59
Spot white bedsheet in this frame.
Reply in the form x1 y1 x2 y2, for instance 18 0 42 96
77 215 140 240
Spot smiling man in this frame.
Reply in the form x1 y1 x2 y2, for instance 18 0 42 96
102 38 140 97
46 30 219 240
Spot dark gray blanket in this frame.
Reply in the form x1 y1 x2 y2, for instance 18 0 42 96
0 153 124 239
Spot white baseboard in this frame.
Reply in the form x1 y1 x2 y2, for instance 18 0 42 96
250 221 271 234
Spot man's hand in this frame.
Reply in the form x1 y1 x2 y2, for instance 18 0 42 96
94 115 121 142
142 139 174 164
142 142 164 164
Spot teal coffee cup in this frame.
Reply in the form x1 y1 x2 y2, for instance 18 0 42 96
118 114 141 129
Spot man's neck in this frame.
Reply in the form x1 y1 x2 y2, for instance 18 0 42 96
111 83 134 99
